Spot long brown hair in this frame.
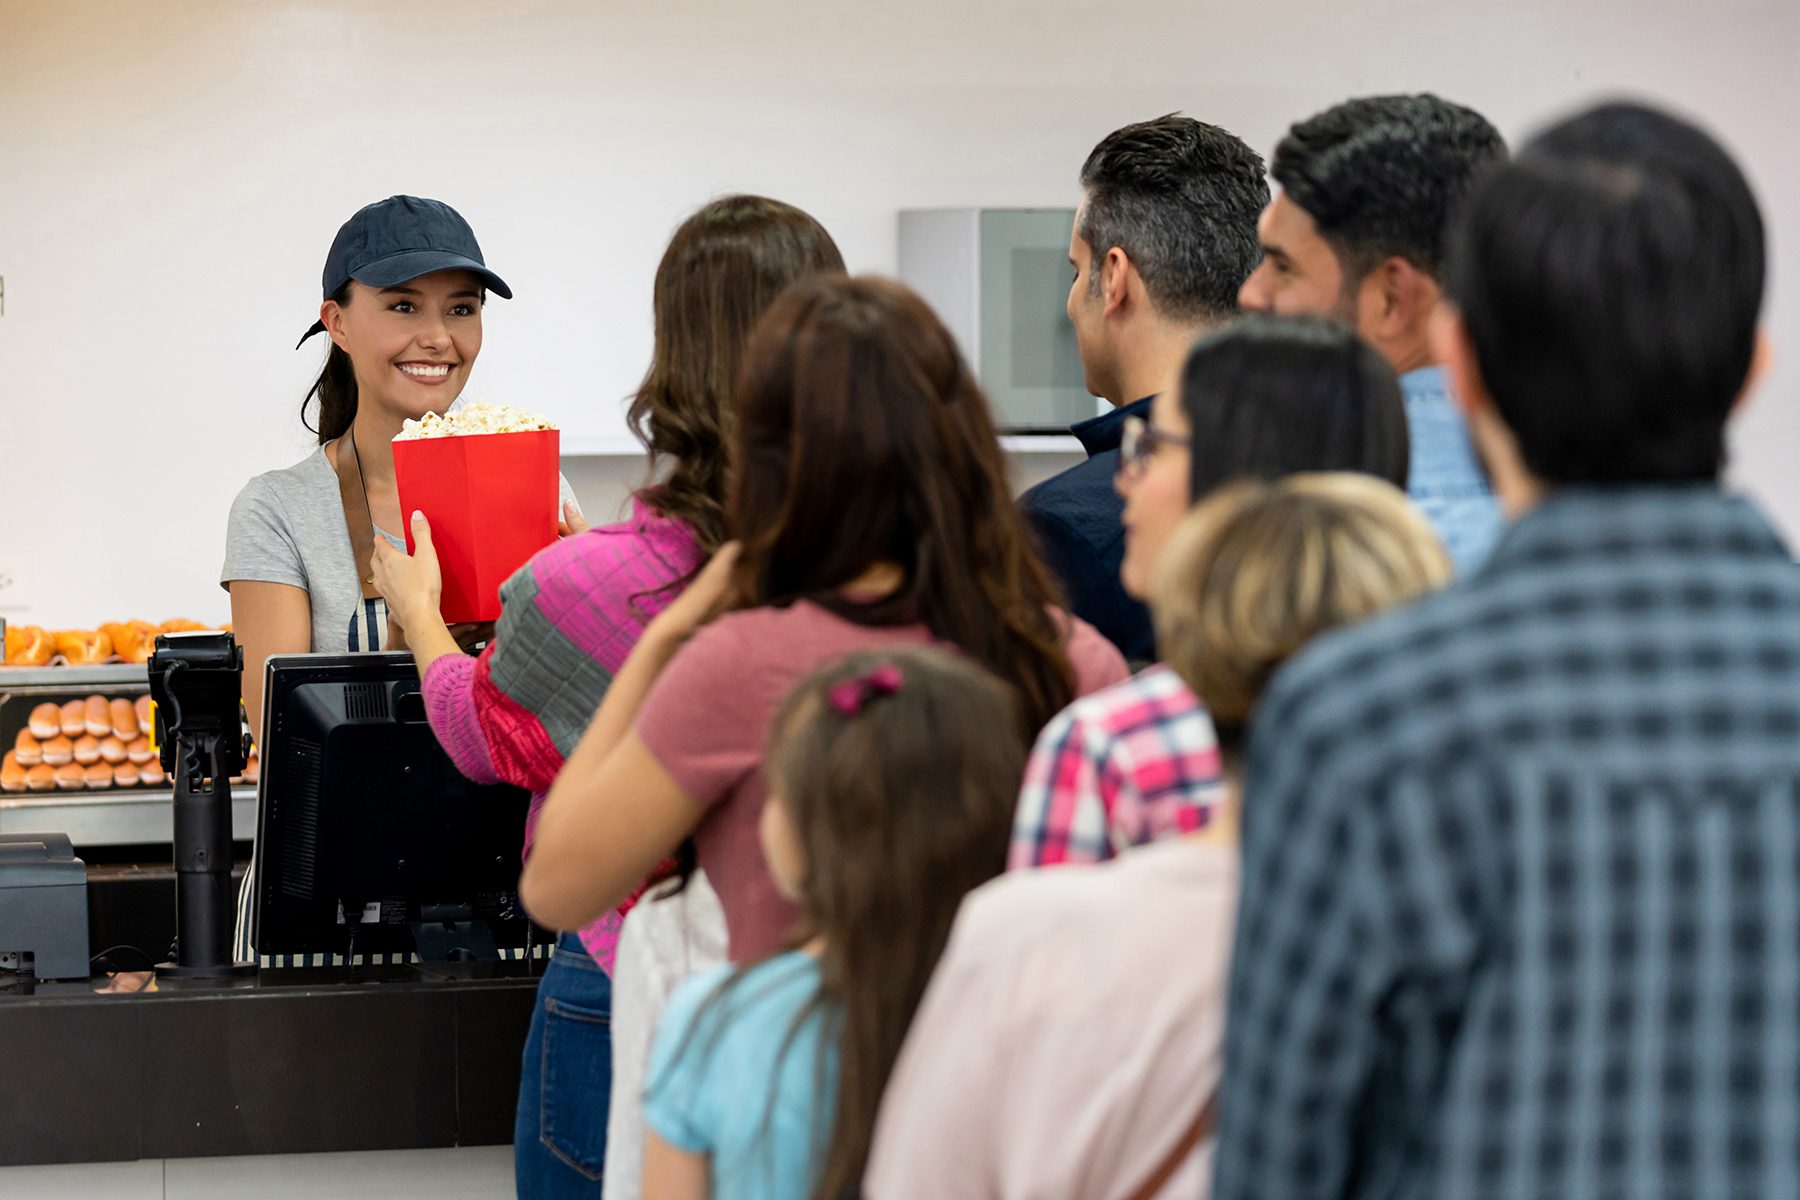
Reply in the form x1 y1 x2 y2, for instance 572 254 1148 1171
727 275 1077 732
628 195 845 552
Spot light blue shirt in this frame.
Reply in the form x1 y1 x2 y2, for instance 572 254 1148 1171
1400 365 1503 574
644 951 835 1200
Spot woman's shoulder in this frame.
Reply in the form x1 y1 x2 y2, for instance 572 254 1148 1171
231 447 332 513
944 841 1235 994
524 499 704 597
1051 663 1204 739
1053 610 1132 694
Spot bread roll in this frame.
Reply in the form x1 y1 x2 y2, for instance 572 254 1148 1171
54 763 85 790
73 735 101 765
135 695 153 731
99 736 127 764
53 630 113 665
85 695 110 737
127 736 154 764
99 621 157 665
29 702 60 739
60 700 85 737
5 625 54 666
140 760 167 788
14 729 43 766
111 698 139 740
1 752 25 793
40 735 73 765
83 763 113 789
244 752 259 784
158 618 209 635
26 764 56 792
113 760 140 787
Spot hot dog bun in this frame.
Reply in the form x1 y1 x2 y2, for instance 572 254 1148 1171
26 764 56 792
73 735 101 765
83 763 113 790
29 702 61 739
111 698 139 740
140 760 166 788
1 752 25 793
54 763 85 790
135 695 153 731
127 736 154 764
113 760 140 787
60 700 85 737
14 729 43 766
40 735 74 765
85 695 110 737
99 736 127 764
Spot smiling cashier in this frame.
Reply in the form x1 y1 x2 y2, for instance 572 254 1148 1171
220 196 576 954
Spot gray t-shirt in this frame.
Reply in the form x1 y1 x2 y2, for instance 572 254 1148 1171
220 444 579 653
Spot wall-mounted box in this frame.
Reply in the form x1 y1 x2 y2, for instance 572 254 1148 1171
898 208 1097 433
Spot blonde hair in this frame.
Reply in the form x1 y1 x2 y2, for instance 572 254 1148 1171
1150 472 1453 743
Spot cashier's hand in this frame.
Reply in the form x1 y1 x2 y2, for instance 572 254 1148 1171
370 511 443 635
557 500 591 539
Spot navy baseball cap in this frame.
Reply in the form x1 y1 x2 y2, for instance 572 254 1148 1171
297 195 512 347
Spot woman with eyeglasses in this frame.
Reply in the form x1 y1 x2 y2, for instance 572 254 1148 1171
1008 313 1409 869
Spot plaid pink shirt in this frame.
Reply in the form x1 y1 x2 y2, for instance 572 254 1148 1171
1008 664 1226 868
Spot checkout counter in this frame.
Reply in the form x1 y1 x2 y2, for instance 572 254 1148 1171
0 659 542 1169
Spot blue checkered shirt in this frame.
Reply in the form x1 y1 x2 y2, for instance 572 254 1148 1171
1215 486 1800 1200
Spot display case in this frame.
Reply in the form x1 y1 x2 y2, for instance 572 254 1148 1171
0 665 255 848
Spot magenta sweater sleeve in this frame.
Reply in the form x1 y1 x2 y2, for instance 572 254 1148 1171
422 652 501 785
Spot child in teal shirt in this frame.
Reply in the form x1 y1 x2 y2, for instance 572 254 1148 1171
641 648 1028 1200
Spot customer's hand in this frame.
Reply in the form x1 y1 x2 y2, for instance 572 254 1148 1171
643 541 741 647
557 501 590 538
370 511 443 635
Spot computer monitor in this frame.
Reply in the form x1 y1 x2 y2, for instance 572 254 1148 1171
251 652 550 967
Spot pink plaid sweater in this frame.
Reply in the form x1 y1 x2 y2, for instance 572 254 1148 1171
421 496 704 970
1008 664 1228 869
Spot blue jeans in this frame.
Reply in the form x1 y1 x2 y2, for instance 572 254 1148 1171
515 931 614 1199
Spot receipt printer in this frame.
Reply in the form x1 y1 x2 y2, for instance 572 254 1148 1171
0 832 90 980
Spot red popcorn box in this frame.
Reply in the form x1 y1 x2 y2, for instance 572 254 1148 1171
394 429 560 623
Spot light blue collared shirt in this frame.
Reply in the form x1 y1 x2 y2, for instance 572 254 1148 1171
1401 365 1502 574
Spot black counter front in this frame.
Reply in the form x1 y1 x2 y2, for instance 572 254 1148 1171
0 955 539 1167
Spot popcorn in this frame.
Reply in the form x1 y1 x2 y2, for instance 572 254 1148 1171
394 403 556 441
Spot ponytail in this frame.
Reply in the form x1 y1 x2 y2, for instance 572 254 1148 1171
302 284 358 444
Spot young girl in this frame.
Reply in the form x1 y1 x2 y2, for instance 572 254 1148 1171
866 474 1452 1200
641 647 1027 1200
1010 314 1409 868
371 196 844 1199
518 276 1128 963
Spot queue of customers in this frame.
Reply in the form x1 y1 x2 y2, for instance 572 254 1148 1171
220 88 1799 1200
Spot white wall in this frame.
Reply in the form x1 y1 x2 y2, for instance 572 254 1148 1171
2 0 1796 627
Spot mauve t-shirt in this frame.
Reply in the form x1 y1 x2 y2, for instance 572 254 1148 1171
635 600 1129 961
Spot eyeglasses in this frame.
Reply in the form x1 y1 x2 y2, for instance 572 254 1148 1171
1118 416 1192 477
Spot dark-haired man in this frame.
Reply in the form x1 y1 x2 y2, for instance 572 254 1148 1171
1216 101 1793 1200
1021 114 1268 662
1240 93 1504 573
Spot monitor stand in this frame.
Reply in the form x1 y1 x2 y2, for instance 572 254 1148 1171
409 903 501 963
